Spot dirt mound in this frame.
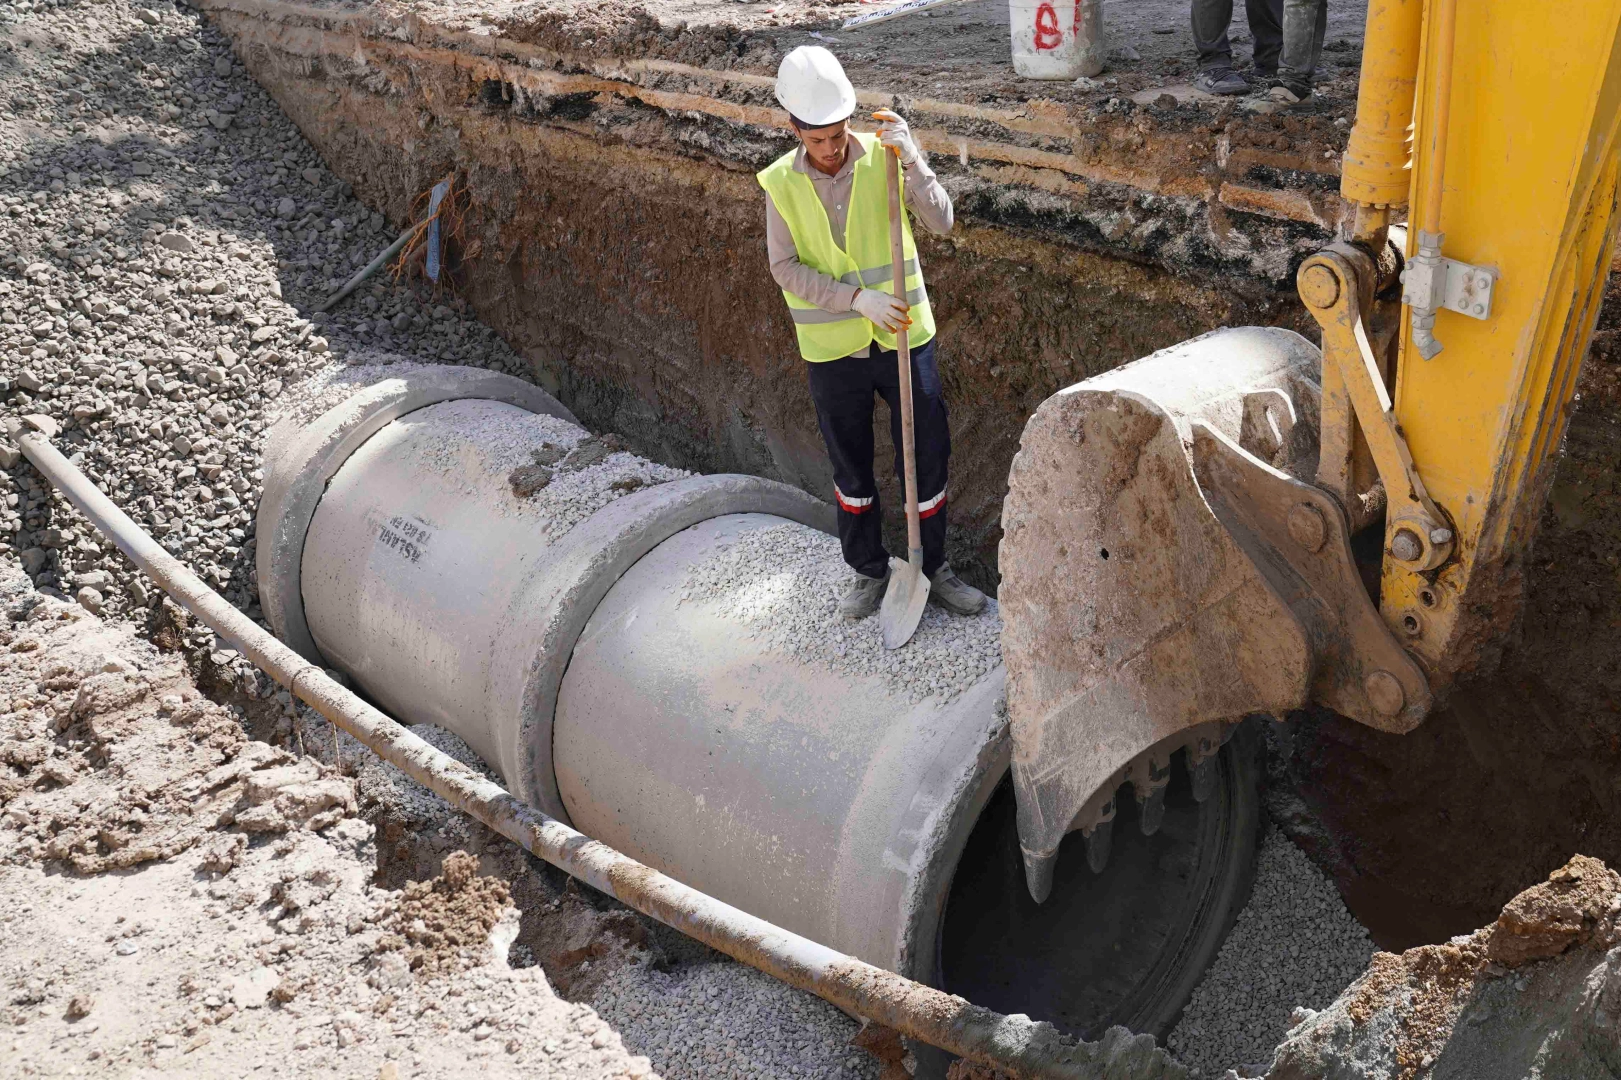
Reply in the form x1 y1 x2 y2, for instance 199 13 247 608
0 562 356 875
0 550 657 1077
1265 855 1621 1080
496 3 760 69
376 851 516 976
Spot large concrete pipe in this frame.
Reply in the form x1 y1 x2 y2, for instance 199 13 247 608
258 366 1260 1057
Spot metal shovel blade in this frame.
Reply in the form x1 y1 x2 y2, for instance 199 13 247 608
879 555 930 650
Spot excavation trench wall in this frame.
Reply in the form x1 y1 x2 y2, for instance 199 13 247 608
203 0 1340 584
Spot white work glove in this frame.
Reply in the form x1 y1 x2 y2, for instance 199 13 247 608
874 110 920 166
853 288 911 334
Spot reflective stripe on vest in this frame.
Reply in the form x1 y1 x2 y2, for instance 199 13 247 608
757 134 937 362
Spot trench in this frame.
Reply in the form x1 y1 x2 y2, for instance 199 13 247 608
203 0 1342 591
202 0 1621 1056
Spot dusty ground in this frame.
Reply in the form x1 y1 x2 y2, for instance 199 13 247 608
346 0 1368 111
0 559 659 1079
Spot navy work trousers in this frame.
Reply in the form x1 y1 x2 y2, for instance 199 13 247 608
805 338 950 580
1192 0 1284 75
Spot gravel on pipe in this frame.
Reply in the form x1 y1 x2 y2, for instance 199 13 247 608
680 521 1002 705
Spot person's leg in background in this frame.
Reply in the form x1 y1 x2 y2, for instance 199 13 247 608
806 355 892 618
1272 0 1328 101
1247 0 1286 79
1191 0 1250 94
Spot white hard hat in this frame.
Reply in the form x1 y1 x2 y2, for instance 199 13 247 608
775 46 856 127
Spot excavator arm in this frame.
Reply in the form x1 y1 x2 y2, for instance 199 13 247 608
1001 0 1621 897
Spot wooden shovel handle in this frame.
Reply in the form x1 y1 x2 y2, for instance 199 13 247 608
886 147 923 565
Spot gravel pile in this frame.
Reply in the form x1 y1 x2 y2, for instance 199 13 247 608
590 958 878 1080
682 522 1002 704
1166 827 1376 1077
0 0 533 635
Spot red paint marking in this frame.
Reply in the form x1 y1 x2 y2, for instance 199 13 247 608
1034 1 1063 50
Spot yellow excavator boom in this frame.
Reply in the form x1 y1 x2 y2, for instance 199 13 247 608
1377 0 1621 684
999 0 1621 896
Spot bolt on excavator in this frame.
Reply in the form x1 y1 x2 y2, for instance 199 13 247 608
1000 0 1621 927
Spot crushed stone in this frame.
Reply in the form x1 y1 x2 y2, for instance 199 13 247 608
589 957 879 1080
681 522 1001 705
389 396 690 537
352 721 500 831
1167 826 1376 1078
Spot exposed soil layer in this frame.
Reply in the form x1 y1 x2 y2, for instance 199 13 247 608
204 0 1357 584
1266 301 1621 951
1266 855 1621 1080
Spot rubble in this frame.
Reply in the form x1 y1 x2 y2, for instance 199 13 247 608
0 559 657 1078
1264 855 1621 1080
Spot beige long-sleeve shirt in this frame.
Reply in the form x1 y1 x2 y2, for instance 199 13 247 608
765 137 953 358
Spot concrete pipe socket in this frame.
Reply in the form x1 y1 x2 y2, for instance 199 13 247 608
258 366 1260 1059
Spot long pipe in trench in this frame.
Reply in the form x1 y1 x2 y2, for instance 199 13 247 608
15 428 1178 1080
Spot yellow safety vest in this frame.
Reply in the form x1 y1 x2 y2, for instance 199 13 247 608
757 133 937 362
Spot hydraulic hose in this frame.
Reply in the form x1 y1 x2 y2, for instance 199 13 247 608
13 426 1183 1080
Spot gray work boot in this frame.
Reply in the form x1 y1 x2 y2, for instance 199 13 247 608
929 563 987 616
840 571 889 620
1194 67 1249 95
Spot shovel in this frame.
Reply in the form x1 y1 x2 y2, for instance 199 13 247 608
878 142 930 650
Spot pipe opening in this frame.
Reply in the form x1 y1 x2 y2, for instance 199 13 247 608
938 736 1259 1040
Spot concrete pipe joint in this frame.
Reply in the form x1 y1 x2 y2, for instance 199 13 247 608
258 365 1260 1057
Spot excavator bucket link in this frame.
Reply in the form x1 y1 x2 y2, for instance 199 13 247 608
1000 328 1323 902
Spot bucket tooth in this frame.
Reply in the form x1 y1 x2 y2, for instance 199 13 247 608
1190 754 1219 803
1083 819 1114 874
1138 784 1167 836
1128 751 1172 837
1021 846 1059 904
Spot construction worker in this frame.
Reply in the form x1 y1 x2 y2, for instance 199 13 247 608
759 46 987 622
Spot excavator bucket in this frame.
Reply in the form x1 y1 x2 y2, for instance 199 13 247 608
999 327 1429 902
